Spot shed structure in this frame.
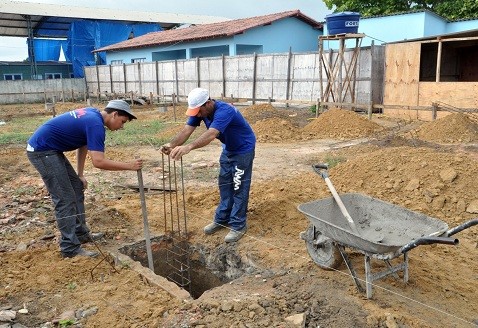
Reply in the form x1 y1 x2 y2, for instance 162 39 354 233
383 29 478 120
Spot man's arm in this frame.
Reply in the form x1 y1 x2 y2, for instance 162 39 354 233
169 128 219 160
89 151 143 171
161 124 196 154
77 146 88 188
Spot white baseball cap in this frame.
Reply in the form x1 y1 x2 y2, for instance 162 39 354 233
186 88 209 116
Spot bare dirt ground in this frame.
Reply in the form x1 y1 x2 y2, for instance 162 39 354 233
0 102 477 328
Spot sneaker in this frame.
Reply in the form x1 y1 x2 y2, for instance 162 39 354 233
63 248 99 258
78 232 104 244
224 226 247 243
204 222 225 235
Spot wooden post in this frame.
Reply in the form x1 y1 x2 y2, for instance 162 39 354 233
196 57 200 88
95 65 101 101
155 60 160 100
123 63 127 95
252 52 257 105
316 98 320 118
137 62 142 97
174 60 179 99
368 101 373 120
109 64 113 95
149 92 153 107
432 103 438 120
268 97 272 105
172 93 177 122
436 39 442 83
222 54 226 98
285 47 292 108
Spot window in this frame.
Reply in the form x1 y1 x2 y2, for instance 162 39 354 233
4 74 22 81
45 73 62 79
111 60 123 65
131 58 145 63
420 40 478 82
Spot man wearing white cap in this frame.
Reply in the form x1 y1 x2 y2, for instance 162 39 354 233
27 100 143 258
161 88 256 243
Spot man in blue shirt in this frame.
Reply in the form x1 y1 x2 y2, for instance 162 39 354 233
161 88 256 243
27 100 143 258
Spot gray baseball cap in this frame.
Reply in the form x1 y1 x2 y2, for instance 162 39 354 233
105 99 137 120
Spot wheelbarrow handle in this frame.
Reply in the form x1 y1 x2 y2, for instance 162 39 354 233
445 218 478 237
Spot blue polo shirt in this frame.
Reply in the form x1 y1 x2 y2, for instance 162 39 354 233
28 107 106 152
186 100 256 155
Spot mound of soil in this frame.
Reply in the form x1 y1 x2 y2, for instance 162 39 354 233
1 103 477 328
414 113 478 143
302 108 383 140
252 117 300 143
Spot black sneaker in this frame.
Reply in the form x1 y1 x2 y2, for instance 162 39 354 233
63 248 99 258
78 232 104 244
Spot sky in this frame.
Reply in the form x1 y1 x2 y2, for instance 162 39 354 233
0 0 332 61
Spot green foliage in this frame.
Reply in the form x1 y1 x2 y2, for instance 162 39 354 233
323 0 478 20
0 115 169 147
66 282 77 290
59 319 75 327
0 117 46 145
105 119 169 147
323 155 346 169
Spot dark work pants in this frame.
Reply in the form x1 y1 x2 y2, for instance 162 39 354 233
214 150 255 231
27 150 89 256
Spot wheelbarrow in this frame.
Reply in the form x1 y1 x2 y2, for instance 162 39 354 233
298 164 478 298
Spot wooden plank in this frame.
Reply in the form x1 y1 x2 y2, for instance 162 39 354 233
383 43 420 107
418 82 478 108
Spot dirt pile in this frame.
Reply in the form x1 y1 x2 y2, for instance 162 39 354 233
328 146 478 220
252 117 300 142
302 108 383 140
414 113 478 143
1 103 478 328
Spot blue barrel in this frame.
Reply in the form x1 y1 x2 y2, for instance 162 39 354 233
325 12 360 35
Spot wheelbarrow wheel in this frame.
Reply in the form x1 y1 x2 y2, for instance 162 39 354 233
304 224 343 270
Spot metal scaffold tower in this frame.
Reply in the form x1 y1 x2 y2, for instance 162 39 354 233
319 33 365 105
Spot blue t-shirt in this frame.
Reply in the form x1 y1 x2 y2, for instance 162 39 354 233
186 100 256 155
28 107 106 152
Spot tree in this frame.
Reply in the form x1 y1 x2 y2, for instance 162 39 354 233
323 0 478 20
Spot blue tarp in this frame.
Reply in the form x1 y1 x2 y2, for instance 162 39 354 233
66 20 161 78
32 39 63 61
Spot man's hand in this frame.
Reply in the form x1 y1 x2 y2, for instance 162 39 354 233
79 176 88 190
130 158 143 171
160 143 172 155
170 145 191 160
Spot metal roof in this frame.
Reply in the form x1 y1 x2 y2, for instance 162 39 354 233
0 0 229 38
95 10 323 52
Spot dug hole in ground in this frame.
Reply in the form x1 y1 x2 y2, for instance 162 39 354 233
0 102 477 328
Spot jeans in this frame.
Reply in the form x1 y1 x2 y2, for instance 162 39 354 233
27 150 89 256
214 150 255 231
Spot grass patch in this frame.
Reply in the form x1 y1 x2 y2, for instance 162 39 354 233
0 115 172 147
106 119 170 147
0 116 48 145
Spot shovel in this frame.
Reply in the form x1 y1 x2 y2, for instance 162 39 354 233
312 164 361 236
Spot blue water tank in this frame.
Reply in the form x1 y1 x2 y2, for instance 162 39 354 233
326 12 360 35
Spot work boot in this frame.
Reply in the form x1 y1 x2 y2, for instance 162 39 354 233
204 222 225 235
224 226 247 243
78 232 104 244
62 248 99 258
